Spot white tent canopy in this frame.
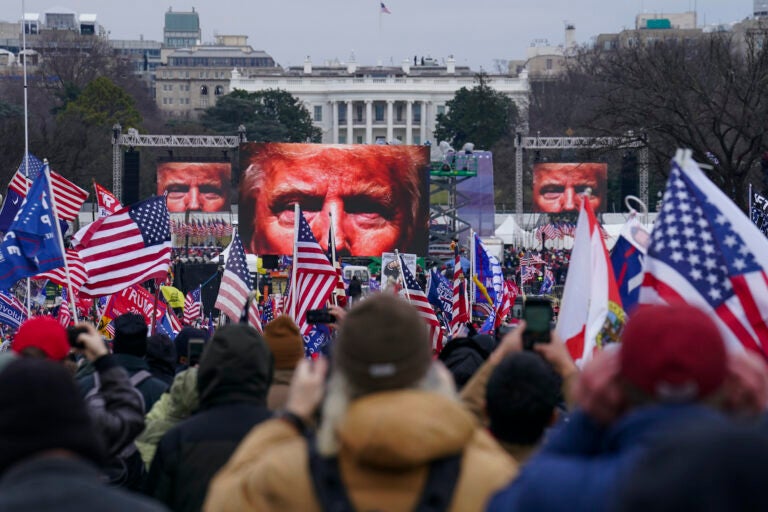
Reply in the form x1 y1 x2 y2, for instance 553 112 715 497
494 215 529 245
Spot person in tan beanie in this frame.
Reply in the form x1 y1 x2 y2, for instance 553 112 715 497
263 315 304 410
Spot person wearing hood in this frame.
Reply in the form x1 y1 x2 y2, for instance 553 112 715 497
145 324 273 512
204 294 516 512
136 367 199 468
145 334 177 386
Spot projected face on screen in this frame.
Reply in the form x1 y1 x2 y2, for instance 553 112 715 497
157 162 231 213
532 162 607 213
239 143 429 257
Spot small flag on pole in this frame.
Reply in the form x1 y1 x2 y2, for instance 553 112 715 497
380 2 391 14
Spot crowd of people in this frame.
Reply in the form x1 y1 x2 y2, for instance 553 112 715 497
0 291 767 511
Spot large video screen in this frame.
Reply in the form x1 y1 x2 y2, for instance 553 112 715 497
239 143 430 257
157 161 232 213
532 162 608 213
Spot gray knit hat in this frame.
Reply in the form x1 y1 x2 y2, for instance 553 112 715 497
333 293 432 394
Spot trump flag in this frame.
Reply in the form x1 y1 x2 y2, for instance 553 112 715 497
639 151 768 360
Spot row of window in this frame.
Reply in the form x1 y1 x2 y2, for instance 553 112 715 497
160 84 224 95
168 57 274 67
313 103 443 123
162 97 209 107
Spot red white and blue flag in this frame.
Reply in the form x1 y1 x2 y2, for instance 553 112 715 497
399 253 445 352
74 196 171 297
183 287 202 325
287 207 337 337
214 231 252 323
449 244 469 336
639 152 768 360
380 2 391 14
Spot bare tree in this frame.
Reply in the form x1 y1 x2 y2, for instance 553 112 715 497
565 29 768 208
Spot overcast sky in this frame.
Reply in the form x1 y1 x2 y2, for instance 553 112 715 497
15 0 752 71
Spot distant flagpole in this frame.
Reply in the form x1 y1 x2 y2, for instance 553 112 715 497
43 162 78 323
749 182 753 214
290 203 299 320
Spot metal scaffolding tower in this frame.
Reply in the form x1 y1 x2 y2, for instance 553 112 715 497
429 152 479 258
111 124 246 202
513 134 649 225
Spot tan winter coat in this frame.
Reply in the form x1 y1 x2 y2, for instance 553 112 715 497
204 389 517 512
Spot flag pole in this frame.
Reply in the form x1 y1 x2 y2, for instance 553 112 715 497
150 278 161 334
329 211 338 306
43 162 78 323
749 182 753 216
394 249 411 303
290 203 299 320
469 230 476 311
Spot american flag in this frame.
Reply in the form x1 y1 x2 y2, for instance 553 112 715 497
332 263 347 307
273 294 285 316
380 1 391 14
11 167 88 221
639 154 768 360
449 244 469 336
214 231 252 322
286 207 337 337
35 249 88 292
248 299 263 333
399 254 445 352
74 196 171 298
58 287 71 327
183 287 202 325
521 265 542 284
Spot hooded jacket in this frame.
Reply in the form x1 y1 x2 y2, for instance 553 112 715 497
204 390 517 512
136 368 199 467
145 325 273 512
487 404 727 512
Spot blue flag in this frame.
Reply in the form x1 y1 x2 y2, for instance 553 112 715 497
0 154 45 231
427 268 453 322
0 290 27 329
610 217 649 314
473 234 503 333
0 169 64 289
156 312 179 340
304 323 332 357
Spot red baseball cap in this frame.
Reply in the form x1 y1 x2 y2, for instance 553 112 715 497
620 303 727 402
12 317 70 361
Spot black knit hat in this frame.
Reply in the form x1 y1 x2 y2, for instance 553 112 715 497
334 293 432 394
112 313 148 357
0 358 104 475
486 352 562 445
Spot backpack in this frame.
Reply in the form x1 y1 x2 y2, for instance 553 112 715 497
84 369 152 489
307 434 462 512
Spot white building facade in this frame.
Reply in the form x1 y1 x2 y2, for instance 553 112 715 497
229 57 529 146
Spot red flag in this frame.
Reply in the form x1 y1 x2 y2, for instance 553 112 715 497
286 207 337 337
74 196 171 298
94 181 121 217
